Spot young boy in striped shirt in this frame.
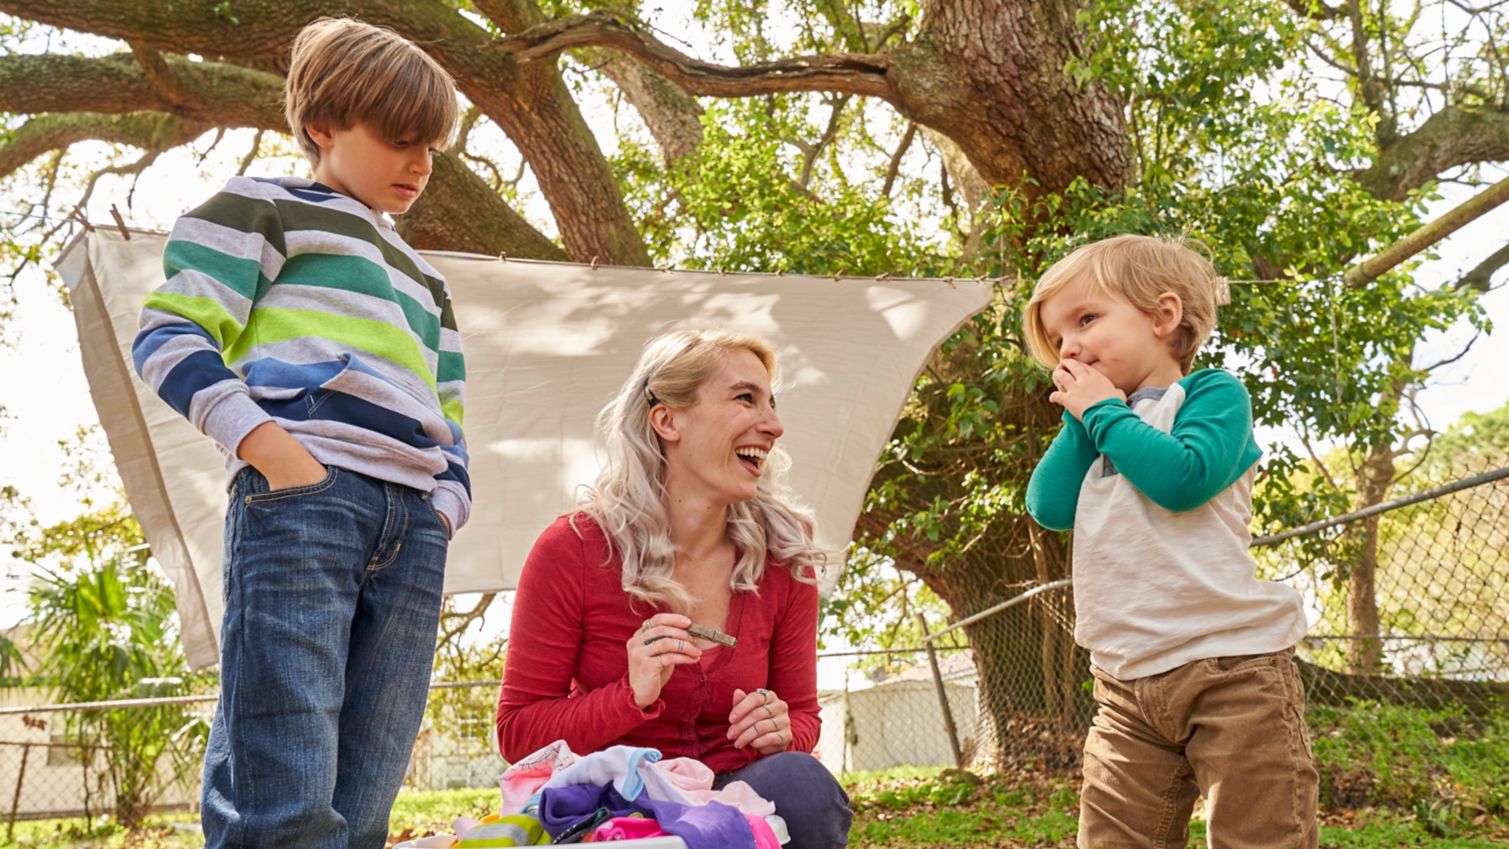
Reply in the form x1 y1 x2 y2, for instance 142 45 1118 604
132 18 467 849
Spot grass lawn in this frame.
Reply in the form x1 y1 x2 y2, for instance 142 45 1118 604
840 766 1509 848
4 771 1504 848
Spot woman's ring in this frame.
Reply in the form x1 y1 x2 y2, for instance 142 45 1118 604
756 687 770 704
677 639 685 651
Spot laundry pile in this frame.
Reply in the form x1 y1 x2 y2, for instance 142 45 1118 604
397 740 785 847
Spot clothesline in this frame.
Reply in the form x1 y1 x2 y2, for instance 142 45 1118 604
0 206 1339 289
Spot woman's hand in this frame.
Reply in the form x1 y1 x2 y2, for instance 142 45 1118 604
728 687 791 755
626 614 702 709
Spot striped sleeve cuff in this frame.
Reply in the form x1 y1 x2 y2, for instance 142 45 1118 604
430 481 470 538
199 388 275 459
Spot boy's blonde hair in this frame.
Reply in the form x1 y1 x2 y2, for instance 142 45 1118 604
284 17 458 165
1023 234 1222 373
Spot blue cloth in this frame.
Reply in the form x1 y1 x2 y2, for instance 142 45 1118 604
201 467 450 849
538 783 755 849
715 752 852 849
614 745 662 801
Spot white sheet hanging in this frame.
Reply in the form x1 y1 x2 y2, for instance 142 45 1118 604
55 229 991 668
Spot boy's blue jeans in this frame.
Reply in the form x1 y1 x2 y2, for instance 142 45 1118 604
202 466 449 849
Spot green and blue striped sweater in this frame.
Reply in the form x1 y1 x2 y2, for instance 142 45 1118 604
132 176 470 533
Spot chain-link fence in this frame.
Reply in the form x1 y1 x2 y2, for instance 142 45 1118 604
3 465 1504 832
0 682 507 834
820 463 1509 778
0 694 212 838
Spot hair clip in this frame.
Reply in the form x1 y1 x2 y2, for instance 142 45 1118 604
643 378 661 407
1213 276 1231 306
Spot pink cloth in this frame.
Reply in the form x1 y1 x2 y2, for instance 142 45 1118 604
498 739 580 815
591 815 780 845
651 758 775 816
502 741 777 819
653 757 715 792
592 816 668 841
701 781 776 817
746 814 781 849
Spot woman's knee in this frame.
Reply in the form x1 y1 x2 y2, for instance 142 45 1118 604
735 752 851 849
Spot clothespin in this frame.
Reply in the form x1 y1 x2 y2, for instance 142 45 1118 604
589 255 600 270
832 269 846 281
109 204 131 240
943 276 956 289
498 251 509 263
876 271 893 281
1214 276 1232 306
69 206 95 232
660 263 675 273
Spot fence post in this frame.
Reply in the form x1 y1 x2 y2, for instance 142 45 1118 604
7 742 30 842
917 614 964 768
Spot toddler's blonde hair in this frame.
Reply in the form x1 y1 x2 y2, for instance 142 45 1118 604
1023 234 1221 373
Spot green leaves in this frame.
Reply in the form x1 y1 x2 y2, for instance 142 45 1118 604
621 98 934 276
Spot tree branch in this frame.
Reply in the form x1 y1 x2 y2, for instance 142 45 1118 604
0 0 316 62
398 151 567 260
236 130 265 177
470 0 547 35
0 112 206 182
1419 332 1479 372
881 121 917 198
494 10 892 99
0 52 284 129
1457 242 1509 292
1346 0 1395 142
1355 105 1509 200
582 46 705 164
0 0 652 264
1345 173 1509 286
798 94 851 190
129 42 195 108
1284 0 1349 20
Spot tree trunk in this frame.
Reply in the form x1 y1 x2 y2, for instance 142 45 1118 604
1346 440 1394 674
400 152 567 259
927 537 1085 772
891 1 1133 196
859 374 1089 769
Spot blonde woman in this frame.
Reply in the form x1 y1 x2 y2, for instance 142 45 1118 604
496 330 852 848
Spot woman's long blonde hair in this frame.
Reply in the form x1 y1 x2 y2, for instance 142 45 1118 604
577 330 825 611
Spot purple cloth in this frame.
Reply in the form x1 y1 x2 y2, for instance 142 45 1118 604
538 783 754 849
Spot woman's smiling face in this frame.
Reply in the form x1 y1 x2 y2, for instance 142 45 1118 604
660 348 784 507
